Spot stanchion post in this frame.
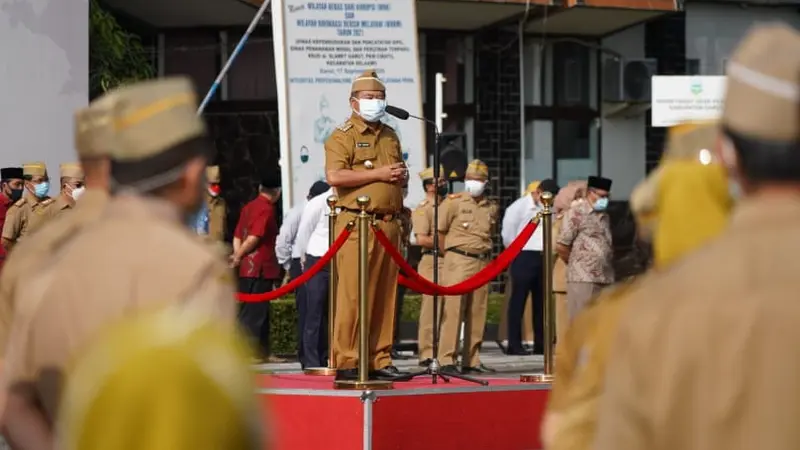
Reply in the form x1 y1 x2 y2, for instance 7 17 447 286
520 191 555 384
334 196 393 390
304 196 340 376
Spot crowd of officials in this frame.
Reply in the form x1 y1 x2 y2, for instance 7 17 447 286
0 20 796 450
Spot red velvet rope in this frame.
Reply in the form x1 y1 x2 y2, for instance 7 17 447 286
236 225 354 302
373 218 539 296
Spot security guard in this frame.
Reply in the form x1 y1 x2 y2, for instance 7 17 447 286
0 94 115 365
46 162 86 219
325 69 409 381
205 165 227 242
543 121 731 450
594 24 800 450
437 159 498 374
2 77 237 444
1 161 54 251
413 165 446 367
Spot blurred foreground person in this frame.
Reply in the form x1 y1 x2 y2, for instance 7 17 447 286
1 77 236 448
57 306 264 450
542 121 732 450
594 24 800 450
0 96 114 419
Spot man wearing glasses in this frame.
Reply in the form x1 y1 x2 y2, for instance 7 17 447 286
556 175 614 322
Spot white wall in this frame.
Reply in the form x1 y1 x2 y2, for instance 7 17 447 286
686 3 800 75
0 0 88 192
600 25 646 200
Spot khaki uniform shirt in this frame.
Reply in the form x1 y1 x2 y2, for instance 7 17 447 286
0 189 110 356
3 194 237 422
595 197 800 450
544 278 640 450
1 193 55 244
43 195 74 221
437 192 498 254
412 197 439 270
325 113 404 213
206 194 227 242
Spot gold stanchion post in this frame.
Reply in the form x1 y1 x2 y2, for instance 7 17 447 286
304 196 340 376
334 196 393 390
520 191 555 383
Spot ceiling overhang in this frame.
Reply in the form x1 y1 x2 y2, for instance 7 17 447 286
524 6 669 36
103 0 261 28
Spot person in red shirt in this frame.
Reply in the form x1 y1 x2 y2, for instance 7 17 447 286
0 167 24 272
231 167 282 360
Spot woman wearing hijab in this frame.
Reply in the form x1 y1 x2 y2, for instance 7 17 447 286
542 121 733 450
56 306 266 450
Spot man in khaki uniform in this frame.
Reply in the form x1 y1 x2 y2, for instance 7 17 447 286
1 77 237 447
413 165 446 367
437 159 498 374
205 165 227 241
595 24 800 450
543 121 731 450
1 162 54 251
46 163 86 219
325 69 409 381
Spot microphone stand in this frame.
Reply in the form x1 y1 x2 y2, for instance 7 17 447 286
396 114 486 386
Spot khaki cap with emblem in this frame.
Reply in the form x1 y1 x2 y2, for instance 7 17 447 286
23 161 47 177
351 69 385 93
74 95 116 159
60 162 84 180
723 23 800 142
465 159 489 179
105 77 209 189
206 166 221 184
418 165 444 181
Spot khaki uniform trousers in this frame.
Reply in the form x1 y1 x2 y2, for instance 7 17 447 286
417 254 444 360
497 270 535 343
333 213 400 370
555 291 569 347
439 251 488 367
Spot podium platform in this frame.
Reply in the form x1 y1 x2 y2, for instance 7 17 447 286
258 374 550 450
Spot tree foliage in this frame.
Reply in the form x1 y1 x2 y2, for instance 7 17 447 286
89 0 154 99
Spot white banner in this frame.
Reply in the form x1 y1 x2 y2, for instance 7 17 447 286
651 76 727 127
272 0 425 212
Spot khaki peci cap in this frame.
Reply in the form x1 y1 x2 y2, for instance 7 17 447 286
103 77 209 188
723 23 800 142
60 163 84 180
418 165 444 181
206 166 221 184
74 95 116 159
351 69 385 93
23 161 47 177
466 159 489 179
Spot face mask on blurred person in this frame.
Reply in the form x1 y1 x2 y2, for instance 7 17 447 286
437 185 448 197
71 186 86 201
208 184 221 197
464 180 486 197
34 181 50 199
593 197 609 211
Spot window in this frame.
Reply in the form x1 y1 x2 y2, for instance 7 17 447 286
163 31 220 99
227 30 278 100
552 42 590 106
554 120 591 160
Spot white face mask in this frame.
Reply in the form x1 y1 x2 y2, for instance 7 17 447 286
71 186 85 201
464 180 486 197
355 98 386 122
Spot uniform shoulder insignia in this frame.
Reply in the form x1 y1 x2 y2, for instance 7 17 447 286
447 193 460 199
41 198 55 206
337 121 353 132
13 198 26 207
418 199 429 207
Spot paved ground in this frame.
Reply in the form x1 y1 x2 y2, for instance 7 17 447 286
255 341 545 377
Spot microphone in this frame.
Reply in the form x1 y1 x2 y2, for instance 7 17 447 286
385 105 410 120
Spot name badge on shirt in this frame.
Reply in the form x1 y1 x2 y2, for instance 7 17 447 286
357 142 371 148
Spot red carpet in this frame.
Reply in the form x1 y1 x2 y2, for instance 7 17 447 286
258 374 550 450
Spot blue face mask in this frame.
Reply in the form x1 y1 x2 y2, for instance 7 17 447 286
33 181 50 199
593 197 609 211
355 98 386 122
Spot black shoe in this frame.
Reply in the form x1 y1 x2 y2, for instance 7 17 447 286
334 368 358 381
533 345 544 355
507 347 534 356
495 340 509 355
418 358 433 368
391 349 412 360
463 364 496 374
370 365 408 381
441 364 461 375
